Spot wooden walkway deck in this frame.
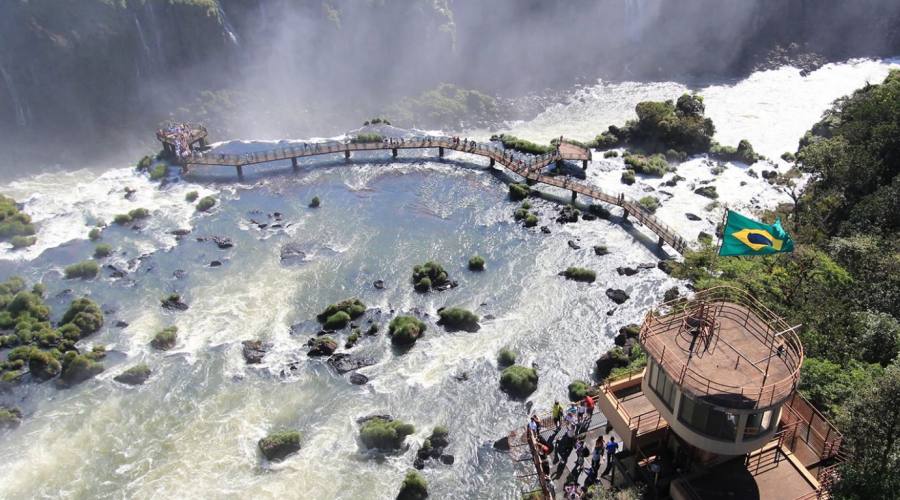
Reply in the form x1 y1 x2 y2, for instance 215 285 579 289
182 136 688 254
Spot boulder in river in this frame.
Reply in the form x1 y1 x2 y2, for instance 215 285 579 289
556 205 580 224
241 340 270 364
327 353 377 374
0 406 23 429
373 279 385 290
258 430 301 461
114 364 151 385
280 243 307 264
307 337 337 357
210 260 222 267
606 288 630 304
593 245 610 256
212 236 234 249
161 294 188 311
349 373 369 385
685 213 702 221
595 349 630 380
540 226 551 234
567 240 581 250
658 260 675 275
616 267 638 276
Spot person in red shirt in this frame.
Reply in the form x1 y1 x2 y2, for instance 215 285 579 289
583 395 595 420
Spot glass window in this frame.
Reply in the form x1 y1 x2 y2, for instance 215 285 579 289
743 409 774 438
649 361 677 410
678 395 739 441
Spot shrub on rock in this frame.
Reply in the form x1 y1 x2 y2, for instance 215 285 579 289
316 298 366 323
397 470 428 500
196 196 216 212
499 365 538 399
64 260 100 279
258 430 302 461
524 213 539 227
60 351 104 385
414 277 432 292
694 186 719 199
60 298 104 337
10 236 36 248
638 196 660 214
603 150 619 158
624 154 669 177
0 406 22 429
151 326 178 350
149 164 167 180
509 183 530 201
113 214 132 225
27 348 61 380
468 256 485 271
411 261 451 291
360 417 415 450
308 336 337 356
323 311 351 330
568 380 590 401
437 307 479 332
128 208 150 219
562 267 596 283
621 169 636 185
309 196 321 208
93 243 112 258
0 195 36 242
185 191 199 203
114 363 151 385
497 348 517 367
388 316 426 347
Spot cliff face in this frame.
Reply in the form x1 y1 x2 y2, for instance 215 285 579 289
1 0 898 163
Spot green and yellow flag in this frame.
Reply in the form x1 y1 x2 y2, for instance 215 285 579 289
719 210 794 256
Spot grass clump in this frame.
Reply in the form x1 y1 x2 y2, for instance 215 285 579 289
88 227 101 241
10 236 36 248
621 169 636 185
710 139 759 164
603 150 619 158
694 185 719 199
468 255 485 271
524 213 539 227
60 351 104 385
136 155 153 171
491 134 553 155
351 132 384 143
316 298 366 323
562 267 596 283
64 260 100 279
128 208 150 219
500 365 539 399
397 470 428 500
93 243 113 258
411 261 450 292
185 191 199 202
258 430 302 461
359 417 415 450
114 363 151 385
508 183 530 201
0 195 36 243
60 297 104 337
624 153 670 176
149 164 167 180
323 311 351 330
196 196 216 212
568 380 591 401
113 213 132 225
151 326 178 350
388 316 426 347
638 196 661 214
437 307 480 332
497 348 517 367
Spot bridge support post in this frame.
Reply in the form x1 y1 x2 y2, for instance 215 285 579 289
622 208 629 220
490 158 495 167
658 236 665 247
583 160 588 170
571 191 577 203
526 178 537 186
236 165 244 178
392 148 398 158
439 147 444 157
345 150 351 160
291 157 298 171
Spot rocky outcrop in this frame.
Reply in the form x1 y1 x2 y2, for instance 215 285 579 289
280 243 307 264
307 337 337 357
114 364 151 385
606 288 630 304
327 353 377 374
241 340 270 364
258 431 301 461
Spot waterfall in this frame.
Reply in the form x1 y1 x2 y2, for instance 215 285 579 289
0 61 28 127
144 1 165 66
133 14 154 70
217 4 240 46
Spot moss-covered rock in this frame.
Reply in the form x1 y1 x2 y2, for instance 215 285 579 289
359 417 415 451
128 208 150 220
60 298 104 337
411 261 451 292
323 311 351 330
638 196 660 213
149 164 167 180
523 213 539 227
60 351 104 385
258 430 302 461
437 307 479 332
196 196 216 212
499 365 538 399
388 316 426 347
114 363 151 385
93 243 113 258
694 185 719 199
316 298 366 323
0 195 36 243
113 213 132 225
308 336 337 356
468 256 485 271
562 267 596 283
64 260 100 279
309 196 321 208
397 470 428 500
10 236 36 248
497 348 516 367
151 326 178 350
508 183 530 201
161 294 188 310
0 406 23 429
27 348 61 380
568 380 590 401
185 191 199 203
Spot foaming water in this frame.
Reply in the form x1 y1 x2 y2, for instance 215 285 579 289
0 58 897 499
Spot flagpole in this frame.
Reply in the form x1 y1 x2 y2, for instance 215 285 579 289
715 205 728 256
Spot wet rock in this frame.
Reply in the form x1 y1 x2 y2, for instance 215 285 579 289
614 324 640 346
637 263 656 270
210 260 222 267
594 245 610 256
307 337 337 357
453 372 469 382
664 287 680 302
492 436 510 451
212 236 234 249
540 226 551 234
658 260 675 275
685 213 702 221
55 289 73 298
433 280 459 292
349 373 369 385
440 454 455 465
606 309 616 316
373 279 385 290
356 414 393 425
161 295 189 311
105 265 127 279
173 269 187 280
114 364 151 385
114 320 129 328
124 187 137 200
582 212 597 221
280 243 307 264
556 205 580 224
170 229 191 237
258 431 301 462
606 288 630 304
567 240 581 250
327 353 377 374
483 314 495 321
595 350 630 380
616 267 638 276
413 457 426 470
241 340 270 364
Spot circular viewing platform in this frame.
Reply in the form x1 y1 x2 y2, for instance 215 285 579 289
639 286 803 410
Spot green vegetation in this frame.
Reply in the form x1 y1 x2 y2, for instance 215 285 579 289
60 297 104 337
693 186 719 199
258 430 302 461
351 132 383 143
397 470 428 500
603 150 619 158
363 117 391 126
136 155 153 171
346 329 360 348
385 83 499 129
359 417 415 450
468 255 485 271
323 311 351 330
499 365 539 399
621 169 636 185
562 267 596 283
88 227 101 241
185 191 199 203
309 196 321 208
151 327 178 350
316 298 366 324
0 195 36 243
64 260 100 279
667 71 900 498
497 348 517 367
196 196 216 212
508 183 530 201
568 380 591 401
93 243 112 258
0 406 22 429
388 316 426 347
491 134 553 155
638 196 660 213
437 307 479 332
149 164 167 180
609 344 648 380
10 236 36 248
623 153 669 177
60 351 104 384
113 213 132 225
523 213 539 228
128 208 150 219
781 151 796 162
412 261 451 292
114 363 151 385
710 139 760 164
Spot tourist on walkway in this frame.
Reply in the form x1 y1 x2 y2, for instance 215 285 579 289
552 400 563 430
600 436 619 477
583 394 595 420
591 438 603 471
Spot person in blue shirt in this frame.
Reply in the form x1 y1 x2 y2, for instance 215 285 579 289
600 436 619 477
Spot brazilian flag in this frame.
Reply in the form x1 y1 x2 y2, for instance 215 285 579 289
719 210 794 256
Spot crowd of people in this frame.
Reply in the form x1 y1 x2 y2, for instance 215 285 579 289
527 394 621 499
157 123 199 159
